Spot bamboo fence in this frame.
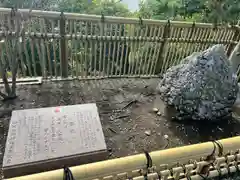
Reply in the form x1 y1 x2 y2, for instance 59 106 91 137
0 8 239 80
5 136 240 180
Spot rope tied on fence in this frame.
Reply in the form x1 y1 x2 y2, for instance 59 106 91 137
63 166 75 180
141 151 153 180
213 140 224 157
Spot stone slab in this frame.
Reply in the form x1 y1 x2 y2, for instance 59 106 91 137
3 103 107 178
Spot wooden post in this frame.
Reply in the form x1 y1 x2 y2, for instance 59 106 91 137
60 12 68 77
155 20 171 75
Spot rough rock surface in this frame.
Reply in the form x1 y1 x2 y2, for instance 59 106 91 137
157 45 239 121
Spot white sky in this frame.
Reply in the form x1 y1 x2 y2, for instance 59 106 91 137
121 0 139 11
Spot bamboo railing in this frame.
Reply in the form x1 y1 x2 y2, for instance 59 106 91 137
0 8 239 80
5 136 240 180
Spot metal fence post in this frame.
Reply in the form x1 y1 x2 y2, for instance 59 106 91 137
60 12 68 77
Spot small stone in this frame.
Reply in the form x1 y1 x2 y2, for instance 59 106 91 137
157 111 162 116
152 108 159 113
145 130 151 136
164 134 169 139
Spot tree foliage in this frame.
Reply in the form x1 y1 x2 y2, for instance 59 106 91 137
138 0 240 25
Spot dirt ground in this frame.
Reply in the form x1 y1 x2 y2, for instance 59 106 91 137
0 78 240 169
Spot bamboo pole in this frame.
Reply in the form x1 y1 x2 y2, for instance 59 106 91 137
119 24 125 77
148 25 158 75
114 25 121 76
5 136 240 180
73 20 79 78
102 23 107 77
133 25 142 76
123 24 130 76
89 22 94 78
151 26 163 75
99 18 104 77
110 24 117 76
0 8 236 29
59 12 68 77
30 38 37 77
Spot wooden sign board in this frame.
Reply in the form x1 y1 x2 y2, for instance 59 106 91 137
3 103 107 178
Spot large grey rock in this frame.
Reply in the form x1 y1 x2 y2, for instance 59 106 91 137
157 45 239 121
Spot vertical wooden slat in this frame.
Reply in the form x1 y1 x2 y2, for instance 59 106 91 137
46 39 52 77
148 25 158 75
221 28 232 52
199 28 210 51
151 26 163 75
102 23 107 76
52 39 58 78
23 37 32 77
79 21 84 78
93 23 98 77
175 24 195 65
138 25 149 75
130 24 137 76
163 27 179 71
224 28 234 51
136 26 144 75
89 22 94 78
137 25 148 76
84 21 88 78
111 24 117 76
157 21 171 75
69 20 74 77
227 27 240 56
60 12 68 77
73 20 79 77
123 24 131 76
191 27 205 55
107 24 113 76
162 25 176 69
115 24 121 76
51 20 58 78
40 19 47 78
30 38 37 77
144 26 154 75
171 27 184 66
186 27 201 58
99 19 104 77
42 19 52 78
119 24 125 76
35 39 43 77
18 39 25 77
